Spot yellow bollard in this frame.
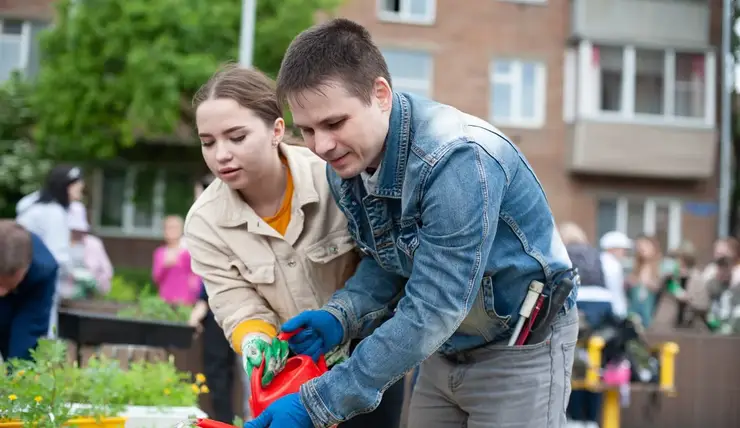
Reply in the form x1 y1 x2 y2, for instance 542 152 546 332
601 388 621 428
586 336 605 390
659 342 679 395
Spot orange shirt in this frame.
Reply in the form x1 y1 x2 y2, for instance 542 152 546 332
261 156 293 236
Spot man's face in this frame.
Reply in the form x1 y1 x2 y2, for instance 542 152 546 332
289 78 392 178
0 269 25 297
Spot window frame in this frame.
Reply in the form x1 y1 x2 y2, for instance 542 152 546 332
382 47 434 98
576 41 715 128
489 58 547 129
0 19 32 83
91 166 193 239
597 196 683 251
377 0 436 25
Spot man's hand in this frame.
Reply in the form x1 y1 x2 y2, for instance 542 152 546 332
282 310 344 363
243 393 313 428
241 334 289 387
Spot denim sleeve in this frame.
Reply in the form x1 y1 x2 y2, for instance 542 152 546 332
323 256 406 343
301 143 508 427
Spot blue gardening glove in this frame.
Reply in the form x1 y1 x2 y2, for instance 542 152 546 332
282 310 344 363
244 393 313 428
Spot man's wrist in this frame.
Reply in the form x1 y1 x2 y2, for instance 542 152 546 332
300 377 341 427
323 302 354 344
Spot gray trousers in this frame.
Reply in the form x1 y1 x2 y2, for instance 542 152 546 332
408 309 578 428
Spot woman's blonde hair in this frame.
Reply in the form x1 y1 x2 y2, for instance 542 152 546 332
559 222 589 245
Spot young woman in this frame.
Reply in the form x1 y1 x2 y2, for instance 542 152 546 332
62 201 113 299
16 164 85 272
152 215 199 305
626 235 663 328
185 65 403 426
16 164 85 336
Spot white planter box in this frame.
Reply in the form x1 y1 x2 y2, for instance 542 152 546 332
67 403 208 428
121 405 208 428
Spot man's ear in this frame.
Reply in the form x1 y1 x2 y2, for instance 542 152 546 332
373 77 393 112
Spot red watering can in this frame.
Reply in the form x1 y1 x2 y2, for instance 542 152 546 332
249 330 329 418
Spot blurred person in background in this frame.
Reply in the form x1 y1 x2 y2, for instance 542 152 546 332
185 65 404 427
189 173 238 423
152 215 200 305
626 236 662 328
701 237 740 333
598 231 631 318
652 241 707 331
560 223 612 428
0 220 58 362
60 201 113 300
16 164 85 336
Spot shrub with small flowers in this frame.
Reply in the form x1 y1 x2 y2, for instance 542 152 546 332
0 339 208 427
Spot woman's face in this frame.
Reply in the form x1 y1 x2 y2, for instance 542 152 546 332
196 98 284 191
68 180 85 202
163 217 183 243
636 238 655 259
713 240 735 260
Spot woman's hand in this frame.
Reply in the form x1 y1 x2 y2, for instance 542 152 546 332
241 333 289 387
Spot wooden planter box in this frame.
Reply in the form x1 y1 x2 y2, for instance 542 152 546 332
58 310 195 351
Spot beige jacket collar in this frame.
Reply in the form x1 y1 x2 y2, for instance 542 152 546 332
216 143 320 231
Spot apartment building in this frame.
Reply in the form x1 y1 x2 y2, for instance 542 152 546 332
340 0 723 258
0 0 725 265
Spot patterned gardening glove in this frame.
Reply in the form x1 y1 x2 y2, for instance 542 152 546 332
241 333 289 387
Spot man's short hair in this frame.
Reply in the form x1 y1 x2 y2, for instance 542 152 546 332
0 220 32 276
276 18 391 107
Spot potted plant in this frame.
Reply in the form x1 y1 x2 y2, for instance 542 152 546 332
0 340 126 427
0 340 208 428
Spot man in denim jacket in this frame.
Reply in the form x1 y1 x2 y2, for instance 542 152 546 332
246 18 579 428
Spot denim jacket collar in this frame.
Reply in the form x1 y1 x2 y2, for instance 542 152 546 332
371 92 412 199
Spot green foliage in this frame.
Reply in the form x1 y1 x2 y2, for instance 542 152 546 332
0 340 206 426
31 0 341 159
104 271 155 303
117 294 192 323
0 75 52 216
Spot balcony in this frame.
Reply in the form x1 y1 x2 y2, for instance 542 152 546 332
571 0 711 49
568 120 717 179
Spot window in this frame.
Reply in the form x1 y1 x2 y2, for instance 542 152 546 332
490 59 546 128
587 43 713 124
596 197 682 252
0 19 30 83
378 0 435 25
382 48 433 98
94 165 195 237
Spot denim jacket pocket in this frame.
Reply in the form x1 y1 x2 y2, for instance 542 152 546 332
457 275 512 341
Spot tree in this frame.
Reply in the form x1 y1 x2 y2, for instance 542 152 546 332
0 75 52 217
31 0 341 159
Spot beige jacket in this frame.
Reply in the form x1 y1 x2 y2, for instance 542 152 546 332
184 144 360 350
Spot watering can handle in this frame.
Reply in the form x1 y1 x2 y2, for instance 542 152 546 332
278 328 329 370
250 329 329 395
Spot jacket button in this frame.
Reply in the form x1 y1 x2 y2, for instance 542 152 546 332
287 260 297 267
329 245 338 255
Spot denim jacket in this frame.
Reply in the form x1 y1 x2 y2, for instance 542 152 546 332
300 92 577 427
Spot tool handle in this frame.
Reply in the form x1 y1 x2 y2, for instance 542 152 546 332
525 278 575 345
195 418 238 428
